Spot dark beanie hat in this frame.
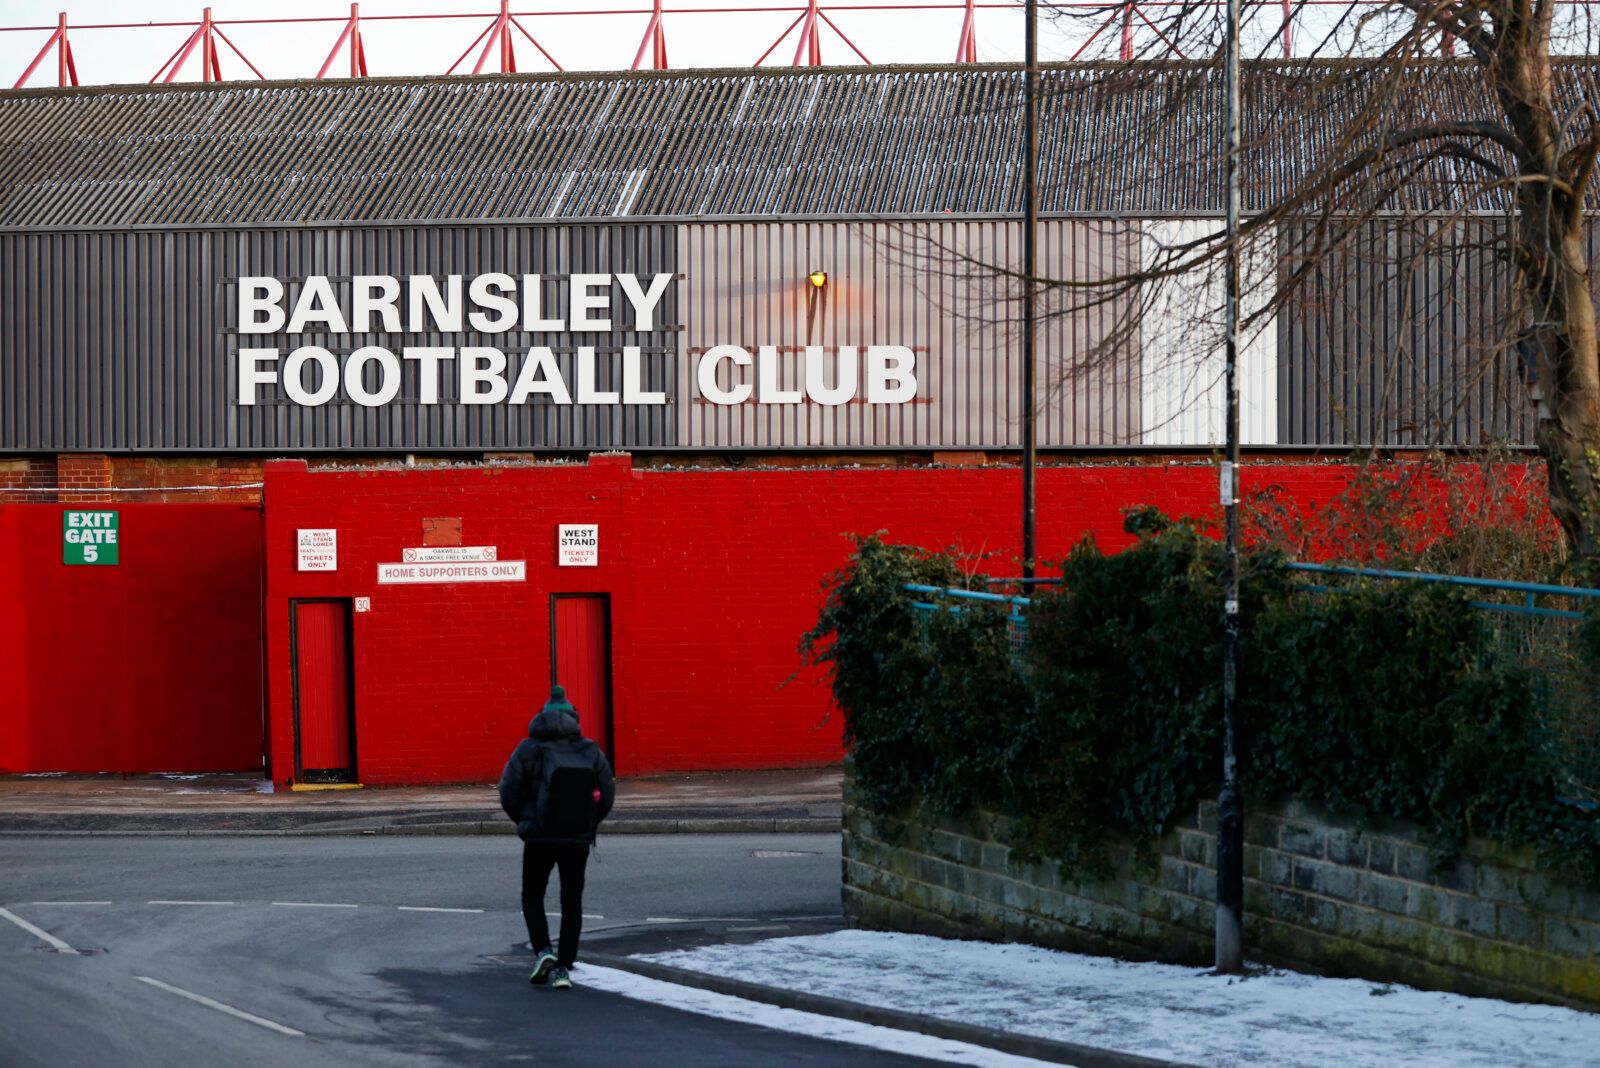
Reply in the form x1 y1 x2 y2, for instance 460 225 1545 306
543 684 574 712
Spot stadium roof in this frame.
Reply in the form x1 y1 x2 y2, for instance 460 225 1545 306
0 61 1584 228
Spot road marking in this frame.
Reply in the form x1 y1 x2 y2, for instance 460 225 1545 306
271 902 358 909
545 912 605 920
646 916 757 924
28 901 111 906
148 900 235 906
726 924 791 933
134 976 304 1037
396 906 483 914
0 906 80 955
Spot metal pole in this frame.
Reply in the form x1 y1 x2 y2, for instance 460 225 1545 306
351 4 365 78
955 0 977 62
1021 0 1038 579
201 7 215 82
1215 0 1245 975
56 11 68 86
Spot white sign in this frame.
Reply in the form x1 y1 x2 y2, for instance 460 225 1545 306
377 560 527 585
402 545 498 563
297 528 337 571
231 273 918 410
558 524 599 567
354 597 371 613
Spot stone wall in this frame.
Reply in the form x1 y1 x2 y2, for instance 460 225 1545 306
843 790 1600 1010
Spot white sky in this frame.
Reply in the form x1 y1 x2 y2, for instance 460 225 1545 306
0 0 1051 86
3 1 1597 89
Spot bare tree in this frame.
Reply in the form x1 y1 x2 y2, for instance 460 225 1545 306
916 3 1600 570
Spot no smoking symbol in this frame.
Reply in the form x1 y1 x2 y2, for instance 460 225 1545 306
403 548 418 562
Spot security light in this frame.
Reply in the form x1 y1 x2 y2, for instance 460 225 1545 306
808 270 828 288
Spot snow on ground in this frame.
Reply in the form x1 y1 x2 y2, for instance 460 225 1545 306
578 964 1061 1067
639 930 1600 1068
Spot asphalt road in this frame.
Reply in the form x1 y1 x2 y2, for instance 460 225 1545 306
0 834 971 1067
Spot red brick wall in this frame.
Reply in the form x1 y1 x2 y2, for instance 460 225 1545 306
0 503 265 774
0 455 266 504
55 454 114 503
262 457 1368 785
0 457 58 498
105 457 265 503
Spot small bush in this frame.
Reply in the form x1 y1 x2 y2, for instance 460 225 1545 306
1013 520 1288 865
800 534 977 813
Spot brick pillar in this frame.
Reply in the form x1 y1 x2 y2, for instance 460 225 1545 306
57 454 114 504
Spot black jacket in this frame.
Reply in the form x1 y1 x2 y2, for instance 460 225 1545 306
498 703 615 845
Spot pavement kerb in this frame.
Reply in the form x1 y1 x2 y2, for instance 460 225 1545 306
584 952 1201 1068
0 817 842 838
372 817 840 835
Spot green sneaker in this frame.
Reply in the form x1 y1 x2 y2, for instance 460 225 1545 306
550 967 572 990
529 949 558 986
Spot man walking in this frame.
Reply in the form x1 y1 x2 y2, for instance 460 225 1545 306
499 684 615 990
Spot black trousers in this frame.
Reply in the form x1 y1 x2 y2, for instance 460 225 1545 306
521 841 590 968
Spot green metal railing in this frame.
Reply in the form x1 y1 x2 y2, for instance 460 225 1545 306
1288 564 1600 807
905 584 1032 658
907 567 1600 805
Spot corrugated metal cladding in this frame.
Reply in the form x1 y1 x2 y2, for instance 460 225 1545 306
0 63 1560 453
6 62 1600 226
679 220 1139 449
0 225 679 451
1275 218 1532 448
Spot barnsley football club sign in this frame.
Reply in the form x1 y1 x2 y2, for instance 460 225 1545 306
231 274 918 410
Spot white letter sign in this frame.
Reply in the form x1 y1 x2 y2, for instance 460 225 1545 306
377 560 527 584
230 273 922 411
558 524 599 567
297 528 337 571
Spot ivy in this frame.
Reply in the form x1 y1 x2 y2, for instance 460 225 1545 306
799 534 966 814
806 519 1600 884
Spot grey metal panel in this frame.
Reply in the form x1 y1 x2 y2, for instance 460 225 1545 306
0 223 680 451
8 62 1600 228
1038 218 1143 446
677 219 1140 449
1276 219 1533 448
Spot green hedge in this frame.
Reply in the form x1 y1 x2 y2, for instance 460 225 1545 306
803 523 1600 882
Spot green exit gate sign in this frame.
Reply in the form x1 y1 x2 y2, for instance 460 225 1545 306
63 510 118 565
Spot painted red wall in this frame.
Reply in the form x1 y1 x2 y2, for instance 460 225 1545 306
0 503 264 773
262 457 1368 785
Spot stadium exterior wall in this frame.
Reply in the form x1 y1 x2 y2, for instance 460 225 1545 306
3 453 1541 779
262 455 1363 784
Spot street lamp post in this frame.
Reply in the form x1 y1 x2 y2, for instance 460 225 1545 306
1216 0 1246 974
1021 0 1038 580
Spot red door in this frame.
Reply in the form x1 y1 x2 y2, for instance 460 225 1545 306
292 600 355 783
551 595 613 762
